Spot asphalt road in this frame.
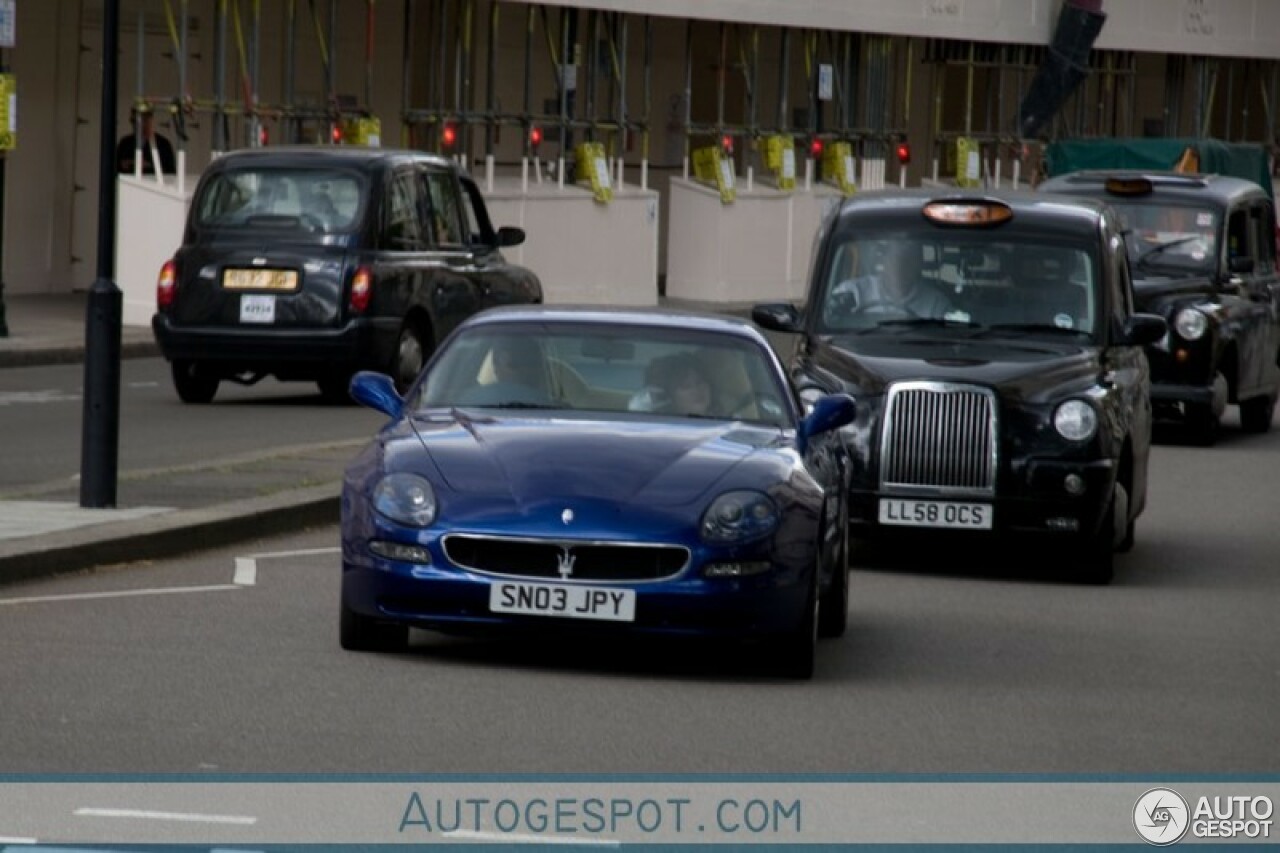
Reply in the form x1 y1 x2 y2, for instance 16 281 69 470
0 358 385 493
1 411 1277 774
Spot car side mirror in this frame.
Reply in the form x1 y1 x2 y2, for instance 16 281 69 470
1122 313 1168 347
798 393 856 453
350 371 404 419
496 226 525 248
751 302 802 333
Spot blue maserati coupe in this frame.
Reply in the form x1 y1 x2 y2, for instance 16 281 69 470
339 306 856 678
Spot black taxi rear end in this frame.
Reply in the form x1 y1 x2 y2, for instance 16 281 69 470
753 190 1167 583
152 146 541 403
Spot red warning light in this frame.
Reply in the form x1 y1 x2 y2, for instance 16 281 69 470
895 140 911 165
442 122 458 149
809 137 824 159
330 124 343 144
721 134 734 154
529 126 543 151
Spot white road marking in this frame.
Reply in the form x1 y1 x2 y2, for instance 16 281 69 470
0 389 81 406
233 557 257 586
445 830 620 846
74 807 257 825
0 838 40 845
233 546 339 587
0 584 241 606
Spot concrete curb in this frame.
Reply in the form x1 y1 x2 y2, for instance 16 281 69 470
0 483 340 586
0 340 161 369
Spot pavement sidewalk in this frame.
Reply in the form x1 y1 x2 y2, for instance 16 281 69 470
0 292 344 586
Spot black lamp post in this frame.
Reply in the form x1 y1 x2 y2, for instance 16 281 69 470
80 0 122 508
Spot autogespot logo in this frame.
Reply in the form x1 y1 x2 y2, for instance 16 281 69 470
1134 788 1191 846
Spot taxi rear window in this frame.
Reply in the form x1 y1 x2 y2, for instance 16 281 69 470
195 168 364 233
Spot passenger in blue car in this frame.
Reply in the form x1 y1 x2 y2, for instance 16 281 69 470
651 353 719 417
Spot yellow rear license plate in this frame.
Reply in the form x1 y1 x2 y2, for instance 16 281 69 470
223 268 298 291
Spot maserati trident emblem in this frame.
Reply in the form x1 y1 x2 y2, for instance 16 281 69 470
561 508 574 525
556 547 577 578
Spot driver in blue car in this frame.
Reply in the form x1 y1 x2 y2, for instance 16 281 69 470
831 240 955 320
490 337 548 392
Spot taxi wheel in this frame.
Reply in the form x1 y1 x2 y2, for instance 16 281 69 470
1239 393 1276 434
1185 404 1219 446
1077 489 1117 585
171 360 218 404
392 323 431 394
339 600 408 653
316 372 355 404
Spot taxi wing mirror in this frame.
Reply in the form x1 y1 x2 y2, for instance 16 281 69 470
496 226 526 248
1122 313 1168 347
752 302 802 333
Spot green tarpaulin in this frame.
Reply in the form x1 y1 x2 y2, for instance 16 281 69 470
1044 138 1274 201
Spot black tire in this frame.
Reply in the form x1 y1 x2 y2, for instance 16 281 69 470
1239 394 1276 434
774 580 818 680
316 371 355 404
1184 404 1219 446
818 505 850 639
391 322 431 395
1077 489 1117 585
171 360 219 404
339 599 409 652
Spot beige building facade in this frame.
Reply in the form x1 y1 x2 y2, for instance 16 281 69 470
1 0 1277 298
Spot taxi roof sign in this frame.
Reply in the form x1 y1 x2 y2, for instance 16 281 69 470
922 200 1013 227
1103 176 1154 196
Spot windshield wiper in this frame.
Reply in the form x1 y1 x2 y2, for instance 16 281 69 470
873 317 982 329
1136 236 1203 265
479 401 561 410
984 323 1090 337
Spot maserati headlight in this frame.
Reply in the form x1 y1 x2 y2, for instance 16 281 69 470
1053 400 1099 442
1174 307 1208 341
701 490 779 544
373 473 438 527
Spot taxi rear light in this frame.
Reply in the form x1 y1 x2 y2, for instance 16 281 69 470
349 266 372 314
1103 177 1154 196
157 260 177 309
922 200 1013 227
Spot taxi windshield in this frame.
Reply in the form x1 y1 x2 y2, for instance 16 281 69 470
1113 202 1218 275
819 235 1101 338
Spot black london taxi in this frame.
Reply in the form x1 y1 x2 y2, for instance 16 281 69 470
1038 171 1280 443
753 190 1167 583
152 146 542 403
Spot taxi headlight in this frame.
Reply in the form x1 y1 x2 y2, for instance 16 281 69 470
1174 307 1208 341
1053 400 1098 442
701 490 778 544
373 473 438 527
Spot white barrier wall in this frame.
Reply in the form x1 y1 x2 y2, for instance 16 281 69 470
116 177 195 327
483 177 661 306
665 177 845 304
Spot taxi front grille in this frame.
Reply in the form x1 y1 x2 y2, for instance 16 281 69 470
442 535 689 581
880 382 997 494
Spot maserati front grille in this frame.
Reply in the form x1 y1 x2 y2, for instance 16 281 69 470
442 534 689 581
880 381 997 494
